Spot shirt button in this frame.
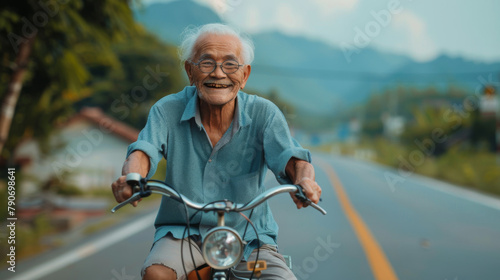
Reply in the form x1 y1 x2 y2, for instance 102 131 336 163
208 159 212 163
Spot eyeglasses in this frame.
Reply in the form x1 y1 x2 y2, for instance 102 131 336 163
190 58 244 74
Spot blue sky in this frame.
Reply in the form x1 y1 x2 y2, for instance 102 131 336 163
142 0 500 63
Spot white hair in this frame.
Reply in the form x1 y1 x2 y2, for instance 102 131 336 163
179 23 255 65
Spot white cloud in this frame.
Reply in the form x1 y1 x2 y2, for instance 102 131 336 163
194 0 245 15
392 11 438 61
195 1 438 62
312 0 359 15
198 0 358 18
214 1 309 36
243 6 261 33
273 3 306 35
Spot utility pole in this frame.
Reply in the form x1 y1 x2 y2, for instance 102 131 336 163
496 87 500 164
480 85 500 164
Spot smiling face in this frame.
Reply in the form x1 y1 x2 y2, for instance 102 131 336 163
185 33 251 106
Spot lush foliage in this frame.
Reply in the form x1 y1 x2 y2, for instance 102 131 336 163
76 28 186 129
327 85 500 196
0 0 138 158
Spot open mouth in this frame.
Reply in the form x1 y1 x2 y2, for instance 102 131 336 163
205 83 231 89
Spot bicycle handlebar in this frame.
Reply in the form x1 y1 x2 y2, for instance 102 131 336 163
111 173 327 215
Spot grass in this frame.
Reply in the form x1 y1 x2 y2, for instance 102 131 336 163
0 213 56 265
418 149 500 195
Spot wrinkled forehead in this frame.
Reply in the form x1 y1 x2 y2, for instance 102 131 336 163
192 33 243 62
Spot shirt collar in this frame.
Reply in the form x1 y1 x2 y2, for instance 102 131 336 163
180 87 252 130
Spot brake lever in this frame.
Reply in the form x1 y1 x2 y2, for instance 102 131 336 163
111 192 143 213
111 173 152 213
295 187 327 215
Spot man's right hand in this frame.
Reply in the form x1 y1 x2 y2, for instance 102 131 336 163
111 175 140 207
111 151 151 207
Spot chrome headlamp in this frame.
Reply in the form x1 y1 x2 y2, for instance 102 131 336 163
202 227 243 270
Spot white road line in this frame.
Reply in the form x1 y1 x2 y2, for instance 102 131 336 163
414 174 500 211
9 212 156 280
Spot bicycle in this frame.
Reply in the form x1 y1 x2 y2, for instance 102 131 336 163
112 173 327 280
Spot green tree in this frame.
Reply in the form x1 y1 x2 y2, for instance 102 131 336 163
0 0 137 157
76 28 186 129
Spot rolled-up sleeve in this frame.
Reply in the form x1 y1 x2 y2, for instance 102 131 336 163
263 109 311 184
127 104 168 178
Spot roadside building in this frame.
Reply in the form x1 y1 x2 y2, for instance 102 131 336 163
14 107 139 195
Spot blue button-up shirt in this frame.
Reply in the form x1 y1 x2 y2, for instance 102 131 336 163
127 86 311 259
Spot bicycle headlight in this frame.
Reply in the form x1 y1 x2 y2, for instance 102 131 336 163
202 227 243 270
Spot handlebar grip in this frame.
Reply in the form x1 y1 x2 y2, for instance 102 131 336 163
126 173 142 193
294 186 327 215
126 173 141 183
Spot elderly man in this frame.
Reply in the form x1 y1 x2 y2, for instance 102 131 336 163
111 23 322 280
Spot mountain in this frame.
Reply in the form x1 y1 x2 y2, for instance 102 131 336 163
133 1 500 116
133 1 222 44
249 32 414 112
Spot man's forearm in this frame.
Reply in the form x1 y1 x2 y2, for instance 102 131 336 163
122 150 150 177
285 157 315 184
285 157 321 207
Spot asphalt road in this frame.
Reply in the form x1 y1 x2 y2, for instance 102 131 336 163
2 155 500 280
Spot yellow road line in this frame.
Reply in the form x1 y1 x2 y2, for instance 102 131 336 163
316 158 399 280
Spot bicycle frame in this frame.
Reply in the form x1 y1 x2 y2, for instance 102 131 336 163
112 173 326 280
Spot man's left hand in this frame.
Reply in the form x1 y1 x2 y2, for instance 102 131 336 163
291 176 322 209
285 159 322 209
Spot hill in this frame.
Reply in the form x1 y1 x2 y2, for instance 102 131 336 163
133 1 222 44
